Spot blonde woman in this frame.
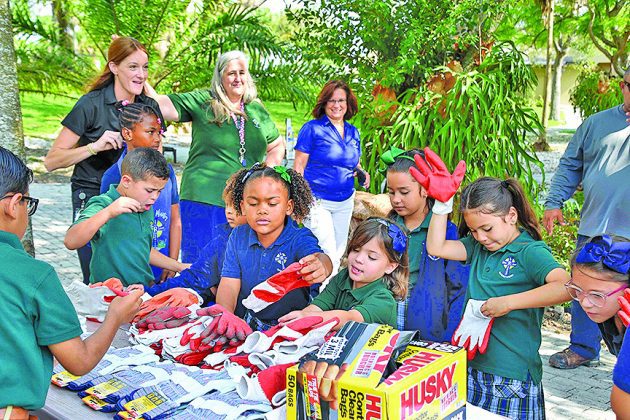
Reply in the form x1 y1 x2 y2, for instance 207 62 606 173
148 51 285 262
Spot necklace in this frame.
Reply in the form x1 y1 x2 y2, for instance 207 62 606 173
231 101 246 166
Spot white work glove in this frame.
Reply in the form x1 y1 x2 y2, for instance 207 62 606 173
65 280 117 322
451 299 494 360
431 197 454 215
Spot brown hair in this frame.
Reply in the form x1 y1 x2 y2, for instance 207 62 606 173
342 218 409 301
312 80 358 120
458 177 542 241
87 37 148 92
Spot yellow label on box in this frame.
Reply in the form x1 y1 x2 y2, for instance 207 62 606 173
81 394 108 410
123 392 166 416
87 378 125 399
51 371 80 387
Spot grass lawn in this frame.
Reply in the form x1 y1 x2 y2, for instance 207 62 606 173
20 92 312 139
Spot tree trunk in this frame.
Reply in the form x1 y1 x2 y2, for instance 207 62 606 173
535 0 554 151
550 50 566 122
0 0 35 256
52 0 73 50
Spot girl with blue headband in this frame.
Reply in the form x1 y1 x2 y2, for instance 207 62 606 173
567 235 630 416
280 217 409 329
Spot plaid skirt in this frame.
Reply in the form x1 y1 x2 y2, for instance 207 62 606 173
467 368 545 420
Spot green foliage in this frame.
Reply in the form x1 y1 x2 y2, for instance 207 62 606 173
20 92 76 139
288 0 507 95
358 42 544 199
569 68 623 118
11 0 323 104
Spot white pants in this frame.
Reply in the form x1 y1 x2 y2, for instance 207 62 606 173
305 193 355 286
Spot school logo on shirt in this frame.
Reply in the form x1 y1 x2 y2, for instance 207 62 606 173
151 209 169 251
275 252 288 270
252 118 260 128
499 256 517 278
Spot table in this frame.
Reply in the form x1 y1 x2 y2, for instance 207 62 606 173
34 322 130 420
34 323 506 420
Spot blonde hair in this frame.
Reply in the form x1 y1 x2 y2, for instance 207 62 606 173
342 218 409 300
208 51 259 125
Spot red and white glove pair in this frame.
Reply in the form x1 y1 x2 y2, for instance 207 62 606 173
242 263 310 312
195 304 253 351
135 307 192 333
452 299 494 360
236 363 293 407
409 147 466 215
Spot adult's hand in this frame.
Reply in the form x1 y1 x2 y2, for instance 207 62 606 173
543 208 565 235
92 130 124 153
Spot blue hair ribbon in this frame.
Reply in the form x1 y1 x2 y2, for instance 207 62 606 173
575 235 630 274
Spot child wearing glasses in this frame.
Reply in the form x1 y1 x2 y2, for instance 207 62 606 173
567 234 630 417
0 147 143 416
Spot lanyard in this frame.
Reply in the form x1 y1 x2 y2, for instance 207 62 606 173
231 101 246 166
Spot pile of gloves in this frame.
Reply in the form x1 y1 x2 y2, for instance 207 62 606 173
65 278 130 322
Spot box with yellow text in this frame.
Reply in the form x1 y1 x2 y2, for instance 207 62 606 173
286 322 467 420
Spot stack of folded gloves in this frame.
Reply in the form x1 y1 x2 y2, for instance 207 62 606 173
204 316 338 371
52 345 159 391
168 390 272 420
129 306 199 356
133 288 203 323
113 369 235 419
77 361 190 411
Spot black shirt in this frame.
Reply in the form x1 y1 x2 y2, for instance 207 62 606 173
61 83 164 190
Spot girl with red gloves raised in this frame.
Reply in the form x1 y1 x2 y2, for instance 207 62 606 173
415 148 571 419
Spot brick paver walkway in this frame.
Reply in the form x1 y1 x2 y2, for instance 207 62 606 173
29 182 617 419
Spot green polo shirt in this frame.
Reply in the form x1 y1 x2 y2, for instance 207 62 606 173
312 268 397 327
460 231 562 383
168 90 280 206
75 184 154 286
393 212 432 288
0 231 82 409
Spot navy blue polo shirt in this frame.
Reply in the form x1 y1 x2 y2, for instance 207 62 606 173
61 83 165 190
221 218 323 322
295 115 361 202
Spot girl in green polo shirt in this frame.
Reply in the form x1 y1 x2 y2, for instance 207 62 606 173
279 217 409 329
411 148 571 420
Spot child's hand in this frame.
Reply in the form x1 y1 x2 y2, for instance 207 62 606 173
278 310 304 324
481 296 511 318
299 254 328 284
108 197 143 217
107 287 144 325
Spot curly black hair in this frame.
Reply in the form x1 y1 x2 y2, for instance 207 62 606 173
231 163 314 220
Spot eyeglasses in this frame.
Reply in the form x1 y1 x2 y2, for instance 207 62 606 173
564 280 627 308
327 99 347 105
1 194 39 216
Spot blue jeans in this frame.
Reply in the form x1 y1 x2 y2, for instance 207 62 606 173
180 200 227 264
568 234 601 360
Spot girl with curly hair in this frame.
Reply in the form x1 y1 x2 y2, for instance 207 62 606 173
216 163 333 331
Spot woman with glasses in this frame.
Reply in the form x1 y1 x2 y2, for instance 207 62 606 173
566 235 630 417
44 37 164 283
146 51 284 263
294 80 369 281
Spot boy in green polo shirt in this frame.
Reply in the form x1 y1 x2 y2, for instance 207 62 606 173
279 218 409 329
65 148 188 286
0 147 144 414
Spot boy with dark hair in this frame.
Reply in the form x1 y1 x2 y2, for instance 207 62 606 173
0 146 143 416
65 147 188 286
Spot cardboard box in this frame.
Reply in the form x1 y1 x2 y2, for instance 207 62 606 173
287 322 467 420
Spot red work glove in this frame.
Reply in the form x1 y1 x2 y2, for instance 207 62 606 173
242 263 309 312
236 363 294 406
135 306 192 332
451 299 494 360
618 288 630 327
90 277 129 302
134 288 200 322
196 304 252 341
409 147 466 203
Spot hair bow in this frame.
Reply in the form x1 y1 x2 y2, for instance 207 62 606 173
375 218 408 255
274 166 292 184
379 147 415 173
241 162 262 184
576 235 630 274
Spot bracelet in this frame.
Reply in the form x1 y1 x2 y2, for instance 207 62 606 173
86 144 97 156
